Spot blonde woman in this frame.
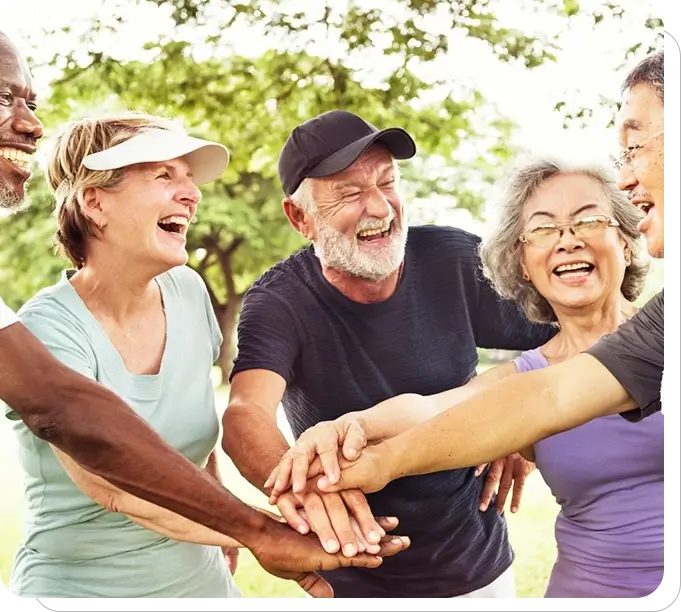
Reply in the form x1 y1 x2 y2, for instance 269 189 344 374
5 113 407 598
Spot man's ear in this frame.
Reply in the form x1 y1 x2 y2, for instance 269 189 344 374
79 187 107 230
283 198 314 240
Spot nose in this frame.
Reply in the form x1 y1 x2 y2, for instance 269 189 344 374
616 162 637 193
12 103 43 142
364 187 391 219
177 178 201 208
555 228 585 253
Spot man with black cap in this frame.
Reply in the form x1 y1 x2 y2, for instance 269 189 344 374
223 109 555 597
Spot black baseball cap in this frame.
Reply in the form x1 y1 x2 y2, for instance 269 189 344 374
278 110 417 196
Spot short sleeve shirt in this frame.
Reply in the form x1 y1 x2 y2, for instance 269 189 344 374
586 291 664 421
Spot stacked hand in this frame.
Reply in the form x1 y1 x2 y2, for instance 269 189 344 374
265 416 535 513
246 503 409 598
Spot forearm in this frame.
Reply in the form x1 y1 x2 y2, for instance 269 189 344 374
355 364 515 441
353 394 441 441
222 403 291 492
114 490 244 548
384 358 634 478
0 325 270 547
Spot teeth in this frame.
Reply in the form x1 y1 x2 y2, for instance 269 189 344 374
555 262 591 273
158 215 189 226
0 147 33 170
357 222 390 238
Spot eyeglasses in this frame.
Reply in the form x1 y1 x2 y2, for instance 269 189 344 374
519 215 620 248
610 129 664 170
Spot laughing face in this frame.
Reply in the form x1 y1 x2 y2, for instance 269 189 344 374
520 173 630 316
307 145 407 281
0 35 43 210
615 83 664 258
90 157 200 272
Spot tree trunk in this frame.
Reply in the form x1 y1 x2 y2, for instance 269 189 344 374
216 295 243 385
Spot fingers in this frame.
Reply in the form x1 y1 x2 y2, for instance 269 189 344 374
300 491 341 554
291 445 317 495
319 492 358 557
340 488 383 546
296 572 334 598
474 463 488 477
509 464 529 513
266 453 295 503
376 516 399 533
376 534 411 558
349 517 369 553
341 420 367 462
317 444 342 489
478 459 503 511
495 460 514 514
277 494 310 535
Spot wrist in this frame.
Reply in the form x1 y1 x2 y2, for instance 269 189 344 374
228 505 272 551
349 411 377 442
377 437 402 483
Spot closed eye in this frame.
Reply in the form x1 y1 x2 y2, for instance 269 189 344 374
156 171 171 180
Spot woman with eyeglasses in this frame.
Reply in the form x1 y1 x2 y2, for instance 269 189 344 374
265 158 663 598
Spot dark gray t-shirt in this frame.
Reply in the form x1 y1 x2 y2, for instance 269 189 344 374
231 225 555 597
586 290 664 422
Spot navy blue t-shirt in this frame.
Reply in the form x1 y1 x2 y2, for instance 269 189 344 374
232 225 555 597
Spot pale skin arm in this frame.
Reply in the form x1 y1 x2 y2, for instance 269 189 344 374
318 354 635 494
356 362 519 441
52 446 243 548
267 362 518 496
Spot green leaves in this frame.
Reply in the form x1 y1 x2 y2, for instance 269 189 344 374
3 0 638 374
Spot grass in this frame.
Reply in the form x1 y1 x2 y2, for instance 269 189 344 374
0 379 560 598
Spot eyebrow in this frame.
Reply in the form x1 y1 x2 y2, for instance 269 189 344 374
620 118 643 133
146 163 194 179
528 203 601 223
0 78 36 99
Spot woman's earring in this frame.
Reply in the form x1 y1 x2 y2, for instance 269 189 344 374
624 249 631 266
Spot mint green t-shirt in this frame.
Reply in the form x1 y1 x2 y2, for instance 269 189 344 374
5 266 240 598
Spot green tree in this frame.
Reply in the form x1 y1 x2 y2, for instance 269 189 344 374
2 0 644 379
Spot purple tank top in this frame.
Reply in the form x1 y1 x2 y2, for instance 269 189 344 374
514 348 663 598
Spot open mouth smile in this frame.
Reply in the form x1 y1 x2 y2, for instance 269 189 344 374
357 220 393 243
552 261 595 280
0 147 34 176
157 215 190 240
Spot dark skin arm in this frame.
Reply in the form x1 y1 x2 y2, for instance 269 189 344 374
0 322 264 544
0 323 403 597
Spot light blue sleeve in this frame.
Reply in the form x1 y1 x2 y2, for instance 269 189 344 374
4 298 96 420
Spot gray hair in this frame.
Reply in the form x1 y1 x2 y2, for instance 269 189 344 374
480 158 650 324
622 49 664 102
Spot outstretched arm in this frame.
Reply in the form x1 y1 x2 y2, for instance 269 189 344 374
0 322 268 546
266 362 518 497
51 445 244 548
318 353 635 494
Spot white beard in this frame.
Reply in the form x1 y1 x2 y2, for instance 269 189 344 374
311 210 408 282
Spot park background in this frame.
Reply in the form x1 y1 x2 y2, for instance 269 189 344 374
0 0 665 598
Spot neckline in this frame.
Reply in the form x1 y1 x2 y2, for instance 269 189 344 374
304 248 410 312
59 270 170 385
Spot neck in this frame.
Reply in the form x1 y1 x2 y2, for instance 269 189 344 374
321 264 402 304
69 250 162 321
549 293 638 358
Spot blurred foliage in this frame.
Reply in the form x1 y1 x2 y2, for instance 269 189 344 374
557 14 664 129
0 0 659 376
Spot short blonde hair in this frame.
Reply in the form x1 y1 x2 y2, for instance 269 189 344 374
480 158 649 323
47 112 176 267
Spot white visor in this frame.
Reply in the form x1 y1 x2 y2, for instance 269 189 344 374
82 129 229 185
